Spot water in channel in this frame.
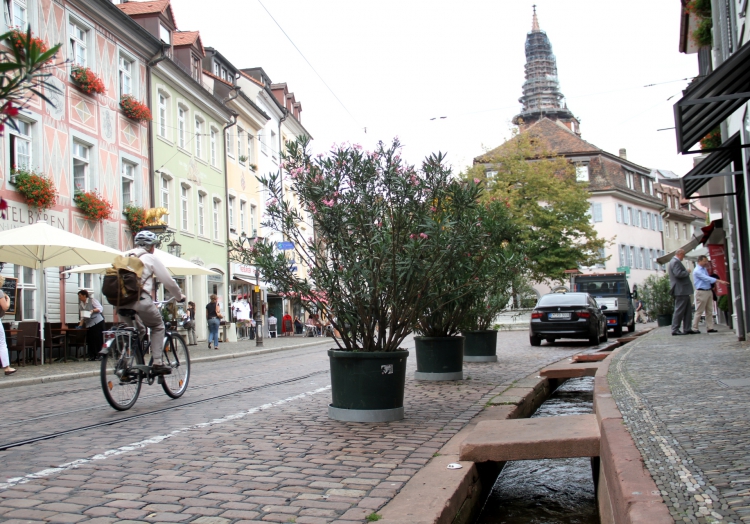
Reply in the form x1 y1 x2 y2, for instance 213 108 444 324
475 376 600 524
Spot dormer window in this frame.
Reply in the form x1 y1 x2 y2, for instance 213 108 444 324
159 23 171 44
213 62 220 76
221 68 228 81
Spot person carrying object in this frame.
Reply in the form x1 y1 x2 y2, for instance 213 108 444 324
691 255 729 333
78 289 105 361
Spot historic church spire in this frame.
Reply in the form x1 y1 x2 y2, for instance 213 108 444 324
513 7 580 135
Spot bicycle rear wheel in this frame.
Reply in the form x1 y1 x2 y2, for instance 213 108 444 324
101 333 142 411
161 333 190 398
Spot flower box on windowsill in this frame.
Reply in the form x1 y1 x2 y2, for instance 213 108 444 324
120 95 152 122
12 168 58 210
74 190 113 222
70 66 106 95
239 155 248 164
249 164 257 172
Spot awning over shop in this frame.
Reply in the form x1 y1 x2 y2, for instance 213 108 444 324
232 274 256 285
674 39 750 154
656 235 704 265
681 133 742 198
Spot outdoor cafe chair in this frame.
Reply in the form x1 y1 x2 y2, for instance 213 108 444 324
43 322 66 362
18 321 41 366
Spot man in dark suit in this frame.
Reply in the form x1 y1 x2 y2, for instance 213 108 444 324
668 249 697 336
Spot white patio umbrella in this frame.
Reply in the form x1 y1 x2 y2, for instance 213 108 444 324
62 248 219 276
0 222 123 363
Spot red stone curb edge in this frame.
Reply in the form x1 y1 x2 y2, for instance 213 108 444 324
594 332 672 524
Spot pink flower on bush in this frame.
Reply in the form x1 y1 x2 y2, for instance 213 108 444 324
410 175 418 185
410 234 416 239
322 199 334 207
474 178 481 184
268 198 278 206
420 233 428 239
430 206 437 213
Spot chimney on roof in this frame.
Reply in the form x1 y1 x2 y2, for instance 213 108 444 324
619 148 627 160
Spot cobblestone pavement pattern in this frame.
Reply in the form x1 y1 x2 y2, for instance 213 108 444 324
609 325 750 524
0 332 591 523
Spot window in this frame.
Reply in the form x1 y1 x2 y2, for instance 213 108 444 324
657 214 663 231
198 192 205 236
634 210 641 227
228 196 235 232
619 245 626 267
8 0 27 28
194 118 203 158
248 133 256 164
624 207 631 225
69 21 87 67
592 202 602 223
119 55 132 97
683 224 688 239
191 55 201 81
640 177 645 193
644 248 651 270
210 128 217 166
213 198 220 240
626 172 635 190
643 212 649 230
159 23 171 44
226 130 233 156
180 185 189 231
648 179 654 195
213 62 220 76
259 130 266 154
270 130 277 159
15 265 35 320
160 176 170 212
486 170 498 180
629 246 635 268
237 128 244 161
72 141 89 192
178 106 186 149
250 204 256 235
121 160 135 207
575 164 589 182
665 220 670 238
221 67 227 81
9 120 32 170
240 201 246 233
616 204 623 223
650 249 656 270
651 213 656 231
674 223 679 240
596 247 605 268
158 94 167 138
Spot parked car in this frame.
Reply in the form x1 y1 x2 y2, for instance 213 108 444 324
529 292 608 346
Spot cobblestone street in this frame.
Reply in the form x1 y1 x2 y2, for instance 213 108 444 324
0 331 591 523
609 326 750 524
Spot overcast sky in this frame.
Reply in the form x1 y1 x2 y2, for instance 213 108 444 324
173 0 698 176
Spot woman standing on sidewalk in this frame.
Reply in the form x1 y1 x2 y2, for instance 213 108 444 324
78 289 105 361
206 295 221 350
184 301 197 346
0 277 17 375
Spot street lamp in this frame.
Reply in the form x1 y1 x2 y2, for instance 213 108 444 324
239 232 263 347
167 239 182 258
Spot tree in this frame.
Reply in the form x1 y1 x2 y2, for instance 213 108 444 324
465 129 607 284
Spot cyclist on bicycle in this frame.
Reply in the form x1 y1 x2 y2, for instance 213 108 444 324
126 230 186 375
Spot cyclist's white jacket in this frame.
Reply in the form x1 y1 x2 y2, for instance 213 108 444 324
125 248 182 299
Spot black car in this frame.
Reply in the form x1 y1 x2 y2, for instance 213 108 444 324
529 292 608 346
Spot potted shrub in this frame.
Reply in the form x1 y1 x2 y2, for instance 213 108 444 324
120 95 151 122
640 274 674 327
11 167 57 210
74 190 113 221
229 138 457 422
413 178 497 380
459 199 525 362
70 66 105 95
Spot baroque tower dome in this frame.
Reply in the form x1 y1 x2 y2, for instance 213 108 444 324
513 6 580 135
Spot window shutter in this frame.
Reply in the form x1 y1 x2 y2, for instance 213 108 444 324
619 245 625 267
616 205 622 223
593 203 603 223
624 207 630 225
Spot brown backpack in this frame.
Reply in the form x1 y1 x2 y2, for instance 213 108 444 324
101 254 147 307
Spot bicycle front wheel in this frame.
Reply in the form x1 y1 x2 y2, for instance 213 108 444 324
101 334 142 411
162 333 190 398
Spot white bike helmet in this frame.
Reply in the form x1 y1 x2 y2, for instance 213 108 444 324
134 230 159 247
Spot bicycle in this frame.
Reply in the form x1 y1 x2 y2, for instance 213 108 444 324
99 297 191 411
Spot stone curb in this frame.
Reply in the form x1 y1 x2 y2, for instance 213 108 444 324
0 340 327 390
595 329 673 524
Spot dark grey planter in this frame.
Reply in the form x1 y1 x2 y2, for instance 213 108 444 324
414 336 464 381
462 330 498 362
328 349 408 422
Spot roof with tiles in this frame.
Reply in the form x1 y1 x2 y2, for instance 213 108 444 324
174 30 204 55
117 0 176 22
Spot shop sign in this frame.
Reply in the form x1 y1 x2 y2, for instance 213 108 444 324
0 200 67 232
277 241 294 250
707 244 728 296
233 262 256 276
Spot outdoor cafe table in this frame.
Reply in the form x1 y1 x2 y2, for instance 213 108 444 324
52 327 88 362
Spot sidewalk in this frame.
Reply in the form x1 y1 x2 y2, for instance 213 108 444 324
0 334 329 390
608 324 750 523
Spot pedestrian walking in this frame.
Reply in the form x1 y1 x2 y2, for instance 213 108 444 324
78 289 105 361
635 298 647 323
0 277 17 376
668 249 697 336
184 301 197 345
206 294 222 349
691 255 729 333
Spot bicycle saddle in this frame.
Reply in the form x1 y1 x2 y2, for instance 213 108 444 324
118 308 137 318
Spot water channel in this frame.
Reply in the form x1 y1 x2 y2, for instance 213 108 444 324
475 376 600 524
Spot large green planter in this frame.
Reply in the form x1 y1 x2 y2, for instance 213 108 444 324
414 336 464 381
328 349 408 422
657 314 673 327
462 330 498 362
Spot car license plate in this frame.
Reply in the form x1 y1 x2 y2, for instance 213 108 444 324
607 318 618 325
549 313 570 319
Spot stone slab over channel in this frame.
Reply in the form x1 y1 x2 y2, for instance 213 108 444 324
459 414 600 463
540 359 602 378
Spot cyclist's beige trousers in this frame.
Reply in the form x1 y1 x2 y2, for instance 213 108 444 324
125 295 166 363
